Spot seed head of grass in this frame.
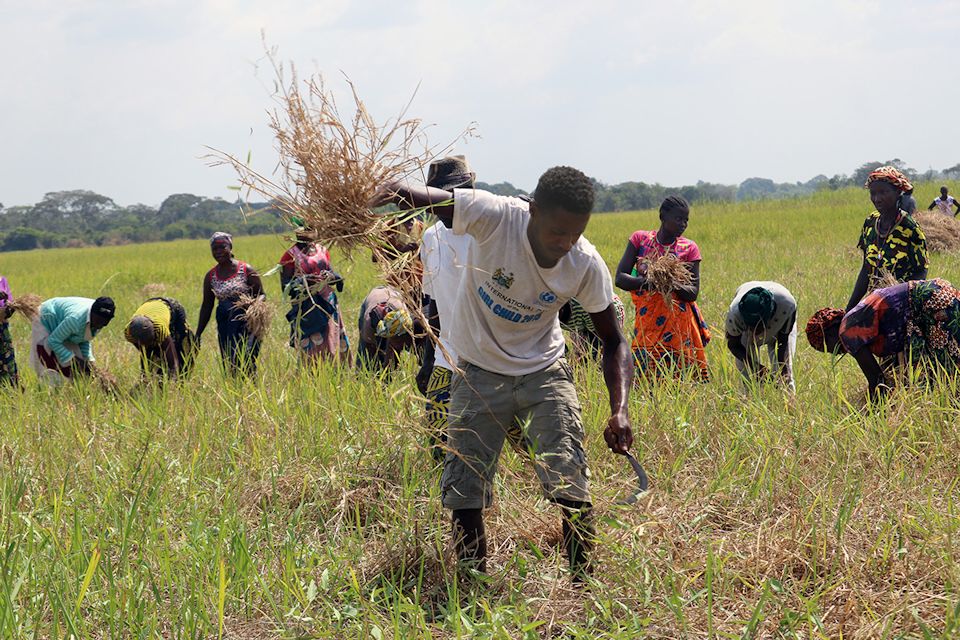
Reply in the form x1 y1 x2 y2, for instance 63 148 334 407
235 294 273 341
642 254 694 297
7 293 42 322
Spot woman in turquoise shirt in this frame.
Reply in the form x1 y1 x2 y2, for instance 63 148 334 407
29 296 115 385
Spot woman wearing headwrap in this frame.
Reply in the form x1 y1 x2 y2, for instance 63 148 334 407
846 166 928 312
196 232 265 375
808 278 960 400
279 224 348 363
725 282 797 391
30 296 115 386
615 195 710 380
356 285 421 371
0 277 19 387
125 297 196 379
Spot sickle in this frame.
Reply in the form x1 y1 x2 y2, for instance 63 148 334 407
618 452 650 505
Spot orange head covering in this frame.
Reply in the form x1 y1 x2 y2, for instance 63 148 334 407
805 307 846 352
865 166 913 193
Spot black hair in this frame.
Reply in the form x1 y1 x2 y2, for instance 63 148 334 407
532 166 594 215
92 296 115 319
659 195 690 217
660 196 690 215
942 185 949 192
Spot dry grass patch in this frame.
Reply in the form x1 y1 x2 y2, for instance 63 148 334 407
915 210 960 252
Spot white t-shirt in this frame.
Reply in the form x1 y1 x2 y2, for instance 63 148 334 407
934 196 957 216
449 189 614 376
725 281 797 347
420 221 472 371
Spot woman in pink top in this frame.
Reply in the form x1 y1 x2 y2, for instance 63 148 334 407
614 196 710 380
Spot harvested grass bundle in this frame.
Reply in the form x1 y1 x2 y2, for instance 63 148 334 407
91 366 120 394
358 532 450 593
235 294 273 341
914 210 960 252
641 254 693 297
211 51 472 258
6 294 42 322
210 49 475 347
867 267 899 294
140 283 166 299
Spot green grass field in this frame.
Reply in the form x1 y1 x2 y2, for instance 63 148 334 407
1 183 960 639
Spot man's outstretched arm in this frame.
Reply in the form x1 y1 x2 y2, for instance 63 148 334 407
373 183 455 227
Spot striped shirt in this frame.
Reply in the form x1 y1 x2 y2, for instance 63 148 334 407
124 299 171 344
38 297 98 364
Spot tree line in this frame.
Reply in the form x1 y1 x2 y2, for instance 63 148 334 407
482 159 960 212
0 192 286 252
1 159 957 252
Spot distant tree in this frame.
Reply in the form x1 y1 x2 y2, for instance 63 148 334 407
31 190 119 234
851 162 884 187
2 227 57 251
158 193 205 225
737 178 777 201
476 181 527 197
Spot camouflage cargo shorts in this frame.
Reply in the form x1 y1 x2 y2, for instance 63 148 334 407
440 358 591 510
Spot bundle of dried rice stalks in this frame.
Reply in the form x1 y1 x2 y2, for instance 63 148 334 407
867 267 899 294
210 48 476 363
140 283 167 299
914 210 960 252
236 294 273 340
91 366 120 394
211 50 472 258
641 254 694 297
358 533 450 593
6 294 42 322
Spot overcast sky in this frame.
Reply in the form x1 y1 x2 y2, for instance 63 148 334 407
1 0 957 207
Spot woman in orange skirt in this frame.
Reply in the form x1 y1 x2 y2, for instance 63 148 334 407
615 196 710 380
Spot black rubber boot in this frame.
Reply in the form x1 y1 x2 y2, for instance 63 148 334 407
452 508 487 574
560 502 594 584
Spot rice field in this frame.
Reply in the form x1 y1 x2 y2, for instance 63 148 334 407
1 182 960 638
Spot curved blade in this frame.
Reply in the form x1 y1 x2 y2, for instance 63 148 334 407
618 452 650 505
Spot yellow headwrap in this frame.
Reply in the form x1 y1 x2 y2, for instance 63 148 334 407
375 309 413 338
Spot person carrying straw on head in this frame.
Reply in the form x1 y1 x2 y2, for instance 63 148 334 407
725 282 797 392
847 166 928 312
379 165 633 584
417 156 479 460
30 296 115 386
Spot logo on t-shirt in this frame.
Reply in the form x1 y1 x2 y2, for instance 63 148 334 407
539 291 557 304
492 268 514 289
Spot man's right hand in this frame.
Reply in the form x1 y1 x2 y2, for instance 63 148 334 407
603 410 633 454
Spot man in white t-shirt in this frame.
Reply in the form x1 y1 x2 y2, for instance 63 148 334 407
725 281 798 392
928 186 960 217
382 166 633 583
417 156 482 460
